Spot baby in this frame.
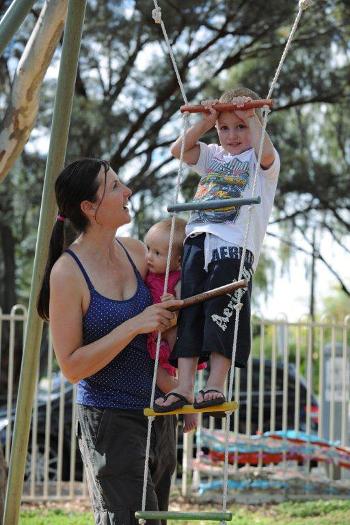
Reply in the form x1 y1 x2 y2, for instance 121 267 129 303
145 218 203 432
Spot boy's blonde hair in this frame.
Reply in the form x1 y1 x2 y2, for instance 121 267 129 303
219 87 263 122
149 217 187 256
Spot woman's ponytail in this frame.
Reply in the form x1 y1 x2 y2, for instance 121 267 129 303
37 217 66 321
36 158 108 321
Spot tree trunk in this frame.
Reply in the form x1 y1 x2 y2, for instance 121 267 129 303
0 0 68 184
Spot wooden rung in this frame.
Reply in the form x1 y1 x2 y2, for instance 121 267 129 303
180 100 273 113
168 196 261 213
135 511 232 521
167 280 247 313
144 401 238 417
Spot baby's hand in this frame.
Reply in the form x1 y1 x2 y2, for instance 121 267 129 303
161 292 175 302
232 96 255 121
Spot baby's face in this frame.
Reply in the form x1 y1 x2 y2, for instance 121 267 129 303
216 111 252 155
145 229 180 274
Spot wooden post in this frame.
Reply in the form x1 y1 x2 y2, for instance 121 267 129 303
3 2 87 523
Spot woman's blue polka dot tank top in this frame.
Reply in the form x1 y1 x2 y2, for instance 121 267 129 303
65 242 156 410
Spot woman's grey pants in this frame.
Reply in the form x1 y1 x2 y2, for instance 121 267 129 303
77 405 177 525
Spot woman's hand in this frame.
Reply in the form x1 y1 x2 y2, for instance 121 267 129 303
133 300 183 334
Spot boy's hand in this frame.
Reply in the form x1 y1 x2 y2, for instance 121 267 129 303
232 96 255 122
200 99 219 128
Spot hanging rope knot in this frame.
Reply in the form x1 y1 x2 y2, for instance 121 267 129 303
299 0 313 10
139 519 146 525
234 302 243 312
147 415 155 423
152 7 162 23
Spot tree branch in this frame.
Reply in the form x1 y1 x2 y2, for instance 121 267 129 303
0 0 68 183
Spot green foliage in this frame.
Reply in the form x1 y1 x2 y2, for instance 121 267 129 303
321 286 350 323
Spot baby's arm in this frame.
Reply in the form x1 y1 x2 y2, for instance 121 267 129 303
160 280 181 350
234 96 275 169
170 101 219 165
156 367 178 393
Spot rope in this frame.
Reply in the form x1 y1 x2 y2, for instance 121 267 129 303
141 0 313 520
140 112 190 517
267 1 313 99
221 0 313 512
152 2 188 104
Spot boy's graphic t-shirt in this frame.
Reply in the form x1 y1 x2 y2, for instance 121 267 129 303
189 147 252 224
186 142 280 270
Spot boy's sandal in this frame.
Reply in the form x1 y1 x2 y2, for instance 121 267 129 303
153 392 191 413
194 389 228 418
193 389 226 409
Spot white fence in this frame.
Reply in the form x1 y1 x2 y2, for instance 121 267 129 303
0 306 350 502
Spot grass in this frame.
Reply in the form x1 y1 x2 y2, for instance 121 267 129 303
19 500 350 524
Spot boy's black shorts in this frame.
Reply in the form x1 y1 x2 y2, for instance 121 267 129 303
170 234 253 368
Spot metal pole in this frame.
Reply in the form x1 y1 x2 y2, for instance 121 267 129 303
0 0 35 56
3 1 87 523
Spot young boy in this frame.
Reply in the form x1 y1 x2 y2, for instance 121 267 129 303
153 87 280 413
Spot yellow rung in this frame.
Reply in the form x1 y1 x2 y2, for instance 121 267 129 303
144 401 238 417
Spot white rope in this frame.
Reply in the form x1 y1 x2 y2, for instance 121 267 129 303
152 2 188 104
221 0 312 511
140 415 154 518
141 0 313 519
267 1 312 100
141 5 191 516
140 113 190 517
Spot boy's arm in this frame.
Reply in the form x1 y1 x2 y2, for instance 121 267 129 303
234 97 275 169
170 104 218 165
247 114 275 169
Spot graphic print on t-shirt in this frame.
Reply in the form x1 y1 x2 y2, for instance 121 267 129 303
191 154 251 224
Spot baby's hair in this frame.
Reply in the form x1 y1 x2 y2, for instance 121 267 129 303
219 86 263 122
149 217 186 255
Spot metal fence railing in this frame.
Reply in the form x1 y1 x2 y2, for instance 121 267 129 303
181 314 350 499
1 306 349 501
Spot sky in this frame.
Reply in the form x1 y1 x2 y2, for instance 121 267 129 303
261 228 349 321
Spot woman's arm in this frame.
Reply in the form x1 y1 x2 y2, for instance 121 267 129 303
49 256 181 384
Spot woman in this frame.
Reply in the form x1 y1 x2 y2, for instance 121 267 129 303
37 158 182 524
